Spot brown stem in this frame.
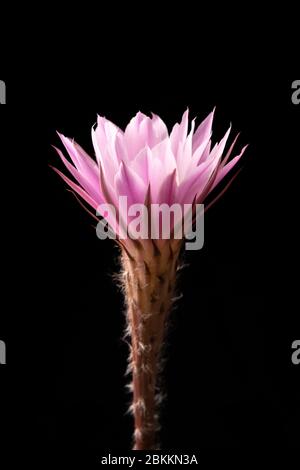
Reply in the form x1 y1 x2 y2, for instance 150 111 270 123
121 240 182 450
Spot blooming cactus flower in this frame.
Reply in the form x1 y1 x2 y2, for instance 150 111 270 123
53 109 247 450
53 109 246 240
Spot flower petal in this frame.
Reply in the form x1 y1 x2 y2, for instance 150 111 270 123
170 109 189 157
210 145 248 191
51 166 99 210
53 146 102 204
192 108 215 152
114 161 147 206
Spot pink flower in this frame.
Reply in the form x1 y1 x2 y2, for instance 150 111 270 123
53 109 247 238
52 108 248 450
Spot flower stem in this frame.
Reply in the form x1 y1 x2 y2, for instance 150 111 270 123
121 239 182 450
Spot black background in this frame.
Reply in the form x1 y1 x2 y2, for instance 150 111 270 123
0 70 299 464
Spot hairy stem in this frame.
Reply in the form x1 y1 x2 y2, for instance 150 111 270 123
121 239 182 450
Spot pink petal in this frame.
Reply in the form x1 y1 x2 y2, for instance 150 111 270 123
210 145 248 191
177 156 218 205
124 112 150 159
177 119 195 180
197 140 211 163
157 169 177 206
57 133 81 167
192 108 215 152
114 131 129 162
177 127 231 204
53 146 102 204
51 166 99 210
151 138 177 177
148 154 164 204
92 127 118 182
114 161 147 206
170 109 189 157
57 133 99 185
131 146 151 183
150 113 168 145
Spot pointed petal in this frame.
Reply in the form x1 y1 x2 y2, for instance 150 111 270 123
192 108 215 152
210 145 248 191
150 113 168 144
114 161 147 205
92 126 117 183
177 119 195 180
176 127 231 204
148 153 164 203
157 169 177 206
57 133 99 185
124 112 150 159
170 109 189 157
53 146 102 204
51 166 99 210
57 133 81 167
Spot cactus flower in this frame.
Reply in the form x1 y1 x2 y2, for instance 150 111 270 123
52 109 247 449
